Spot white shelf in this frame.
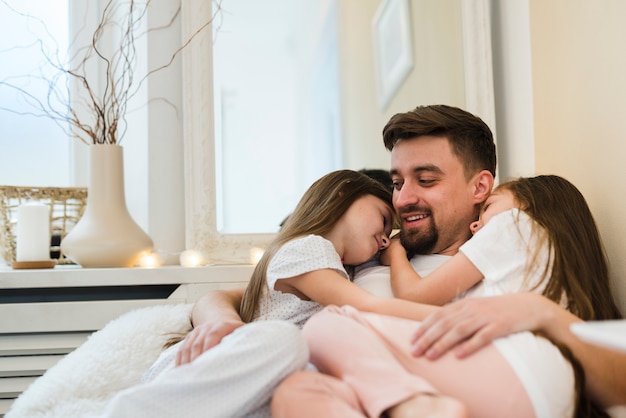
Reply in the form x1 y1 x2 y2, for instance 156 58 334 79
0 264 254 288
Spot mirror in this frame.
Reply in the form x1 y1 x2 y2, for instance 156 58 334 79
212 0 342 234
181 0 495 263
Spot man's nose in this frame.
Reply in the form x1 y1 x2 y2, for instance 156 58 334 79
393 181 420 209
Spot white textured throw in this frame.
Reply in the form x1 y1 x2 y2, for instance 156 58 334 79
7 303 193 418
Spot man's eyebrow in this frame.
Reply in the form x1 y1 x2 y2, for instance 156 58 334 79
390 165 444 176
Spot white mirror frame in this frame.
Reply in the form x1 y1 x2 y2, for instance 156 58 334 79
180 0 495 265
460 0 497 137
181 0 275 265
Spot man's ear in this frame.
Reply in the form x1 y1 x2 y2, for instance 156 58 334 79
472 170 494 204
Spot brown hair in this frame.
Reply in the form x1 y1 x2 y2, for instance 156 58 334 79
498 175 622 321
500 175 620 418
239 169 395 323
383 105 496 179
382 104 496 180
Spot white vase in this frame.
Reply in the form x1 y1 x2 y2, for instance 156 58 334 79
61 144 153 267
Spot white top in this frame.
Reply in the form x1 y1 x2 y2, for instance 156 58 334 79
253 234 348 328
458 208 552 300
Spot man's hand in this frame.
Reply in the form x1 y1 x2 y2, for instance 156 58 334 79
411 293 548 359
176 319 245 366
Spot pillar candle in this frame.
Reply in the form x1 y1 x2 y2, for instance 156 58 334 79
16 203 50 262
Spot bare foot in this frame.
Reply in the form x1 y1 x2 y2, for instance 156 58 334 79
387 393 469 418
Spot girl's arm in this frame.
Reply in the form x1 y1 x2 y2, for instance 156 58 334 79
282 269 439 321
381 238 484 306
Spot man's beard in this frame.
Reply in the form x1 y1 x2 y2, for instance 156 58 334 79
399 214 439 256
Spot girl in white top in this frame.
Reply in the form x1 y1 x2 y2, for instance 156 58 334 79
237 168 438 325
383 180 555 304
384 175 621 322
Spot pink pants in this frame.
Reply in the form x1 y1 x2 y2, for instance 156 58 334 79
272 305 536 418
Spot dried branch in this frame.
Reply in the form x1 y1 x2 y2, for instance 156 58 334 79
0 0 221 145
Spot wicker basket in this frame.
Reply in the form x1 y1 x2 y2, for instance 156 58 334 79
0 186 88 265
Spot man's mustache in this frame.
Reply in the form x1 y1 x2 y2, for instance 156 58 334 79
398 205 432 217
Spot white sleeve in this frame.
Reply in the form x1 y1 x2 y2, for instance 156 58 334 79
267 235 347 289
458 209 548 297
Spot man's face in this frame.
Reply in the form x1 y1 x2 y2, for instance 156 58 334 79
390 136 479 256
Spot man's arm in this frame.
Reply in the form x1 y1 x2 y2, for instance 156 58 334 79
176 288 246 366
411 292 626 408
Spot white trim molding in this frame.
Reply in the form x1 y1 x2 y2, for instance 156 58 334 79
460 0 497 143
181 0 273 264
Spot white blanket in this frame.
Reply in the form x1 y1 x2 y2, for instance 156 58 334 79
7 303 193 418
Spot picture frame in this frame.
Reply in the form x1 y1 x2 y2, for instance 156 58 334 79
372 0 414 110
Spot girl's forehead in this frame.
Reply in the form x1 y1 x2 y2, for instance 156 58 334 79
490 187 510 198
485 188 517 208
373 196 394 215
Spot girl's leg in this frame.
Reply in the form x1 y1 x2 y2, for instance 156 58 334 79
98 321 308 418
387 394 469 418
356 309 575 418
303 305 469 418
271 369 467 418
305 305 545 418
272 370 367 418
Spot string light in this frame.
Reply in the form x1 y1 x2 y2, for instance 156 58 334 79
137 251 163 268
179 249 209 268
137 248 265 268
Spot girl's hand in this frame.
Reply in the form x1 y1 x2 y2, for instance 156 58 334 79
379 236 405 266
176 319 245 366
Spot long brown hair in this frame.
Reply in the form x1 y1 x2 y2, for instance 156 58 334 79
500 175 621 418
499 175 622 321
239 170 394 323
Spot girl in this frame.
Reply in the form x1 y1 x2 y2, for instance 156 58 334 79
236 168 439 326
384 175 621 322
272 175 621 418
